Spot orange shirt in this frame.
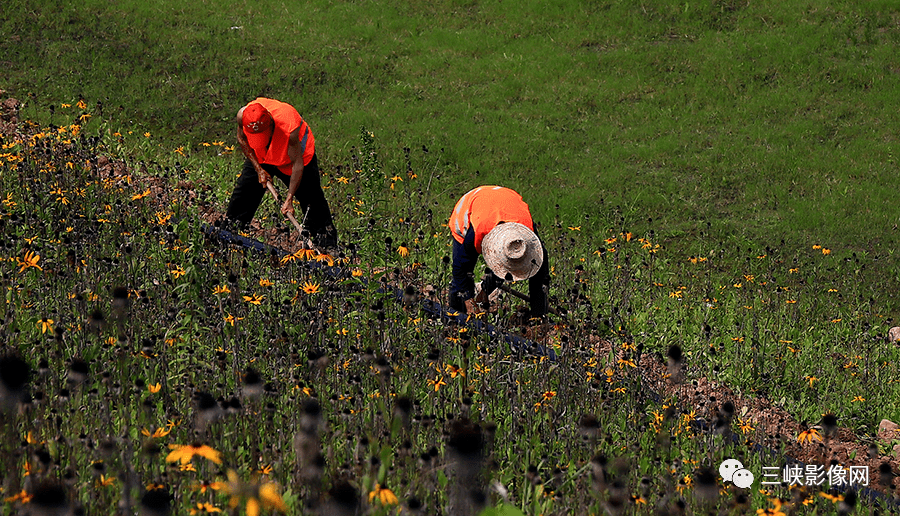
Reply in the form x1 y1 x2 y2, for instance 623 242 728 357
244 97 315 175
449 186 534 253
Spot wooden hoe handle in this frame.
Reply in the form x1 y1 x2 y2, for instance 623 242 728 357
265 181 305 238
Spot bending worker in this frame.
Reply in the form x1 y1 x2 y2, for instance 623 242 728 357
226 97 338 249
448 185 550 319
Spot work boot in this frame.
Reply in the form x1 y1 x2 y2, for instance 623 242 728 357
312 225 339 250
448 291 468 314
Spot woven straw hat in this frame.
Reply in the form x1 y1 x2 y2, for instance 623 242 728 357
481 222 543 281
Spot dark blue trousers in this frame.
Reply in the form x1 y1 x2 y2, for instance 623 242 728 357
449 226 549 317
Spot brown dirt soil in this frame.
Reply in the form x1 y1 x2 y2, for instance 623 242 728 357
582 334 900 501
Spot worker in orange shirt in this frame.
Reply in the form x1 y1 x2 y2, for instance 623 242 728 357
226 97 337 249
448 186 549 319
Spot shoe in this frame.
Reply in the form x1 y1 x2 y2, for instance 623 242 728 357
312 227 339 251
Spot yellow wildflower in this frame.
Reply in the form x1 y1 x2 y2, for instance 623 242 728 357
242 294 264 305
17 250 42 272
224 469 287 516
427 377 447 392
37 318 54 334
141 426 172 439
131 189 151 201
797 428 822 444
190 503 223 514
166 443 223 465
369 484 399 506
95 474 116 487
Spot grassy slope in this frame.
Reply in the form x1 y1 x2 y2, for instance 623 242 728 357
2 0 900 290
5 5 900 512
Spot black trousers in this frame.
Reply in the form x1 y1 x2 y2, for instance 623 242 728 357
225 154 337 247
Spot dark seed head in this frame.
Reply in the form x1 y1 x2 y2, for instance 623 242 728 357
838 489 857 514
448 418 483 457
694 466 718 501
720 401 734 418
821 413 838 436
242 368 263 398
140 486 172 516
328 480 360 512
303 398 321 417
66 357 90 385
394 395 413 419
667 344 682 363
30 480 69 516
0 353 31 405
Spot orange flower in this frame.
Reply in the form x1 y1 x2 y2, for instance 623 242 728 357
242 294 264 305
3 490 32 503
224 470 287 516
95 474 116 487
369 484 399 506
37 318 54 334
190 503 223 514
17 250 42 272
315 252 335 266
192 480 227 493
445 364 465 378
427 377 447 392
299 248 318 260
797 428 822 444
141 426 172 439
166 443 223 465
131 189 151 201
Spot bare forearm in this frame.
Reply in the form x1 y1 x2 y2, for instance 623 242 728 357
237 129 261 168
237 126 271 185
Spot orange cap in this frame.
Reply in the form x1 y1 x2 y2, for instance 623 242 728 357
242 102 273 149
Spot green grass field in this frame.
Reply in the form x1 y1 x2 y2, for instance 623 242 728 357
4 0 900 272
3 0 900 514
